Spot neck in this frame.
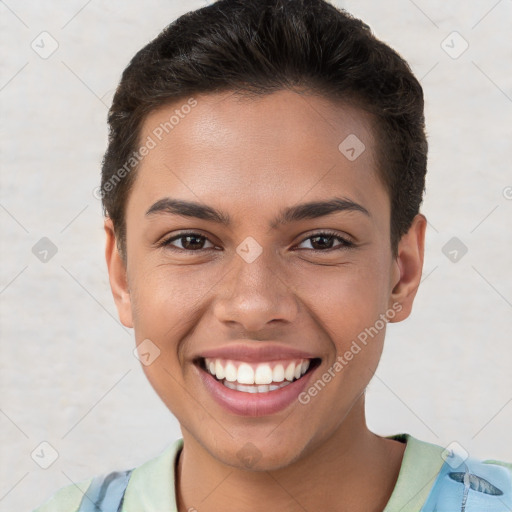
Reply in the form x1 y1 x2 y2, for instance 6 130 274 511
175 395 405 512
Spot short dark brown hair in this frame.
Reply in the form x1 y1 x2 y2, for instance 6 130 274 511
100 0 427 261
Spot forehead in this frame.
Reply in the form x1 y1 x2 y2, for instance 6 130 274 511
127 89 388 223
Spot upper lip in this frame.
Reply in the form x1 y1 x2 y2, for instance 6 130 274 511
194 343 320 363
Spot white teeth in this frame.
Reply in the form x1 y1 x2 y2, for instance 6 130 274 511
284 362 296 381
224 361 238 382
254 364 273 385
204 357 314 390
224 381 259 393
272 364 285 382
237 363 254 384
215 360 225 380
223 380 292 393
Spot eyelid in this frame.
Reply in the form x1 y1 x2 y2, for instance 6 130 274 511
157 229 355 252
294 229 354 250
156 230 218 252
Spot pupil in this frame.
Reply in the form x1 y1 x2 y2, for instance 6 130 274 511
312 235 332 250
183 235 203 249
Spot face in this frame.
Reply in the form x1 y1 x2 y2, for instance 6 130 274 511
105 89 425 470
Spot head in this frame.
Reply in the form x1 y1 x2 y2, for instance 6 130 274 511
103 0 427 470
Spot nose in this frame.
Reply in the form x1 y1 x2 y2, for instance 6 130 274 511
212 248 299 332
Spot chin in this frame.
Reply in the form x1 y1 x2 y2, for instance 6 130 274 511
208 434 310 472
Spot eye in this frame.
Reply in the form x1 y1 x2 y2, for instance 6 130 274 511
157 230 354 253
296 231 354 251
158 231 217 252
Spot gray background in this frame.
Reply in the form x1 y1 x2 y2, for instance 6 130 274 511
1 0 511 510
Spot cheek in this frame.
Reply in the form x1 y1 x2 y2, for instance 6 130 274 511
292 257 391 333
294 265 390 413
129 264 204 418
130 262 212 328
129 263 221 389
131 248 392 346
289 257 391 394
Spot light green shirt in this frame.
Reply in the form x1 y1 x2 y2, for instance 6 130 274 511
33 433 512 512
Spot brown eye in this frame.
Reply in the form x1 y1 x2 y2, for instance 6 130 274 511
159 232 216 252
297 231 354 251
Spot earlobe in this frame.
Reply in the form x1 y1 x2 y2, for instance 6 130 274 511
104 218 134 328
388 214 427 323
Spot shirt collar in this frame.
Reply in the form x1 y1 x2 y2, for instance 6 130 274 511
382 433 445 512
122 433 443 512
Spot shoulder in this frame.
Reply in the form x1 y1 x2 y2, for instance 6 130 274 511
424 454 512 511
32 476 93 512
384 433 512 511
407 436 512 511
396 433 512 476
32 438 184 512
482 459 512 473
33 469 134 512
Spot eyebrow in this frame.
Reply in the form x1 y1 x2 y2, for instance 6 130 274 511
145 196 370 228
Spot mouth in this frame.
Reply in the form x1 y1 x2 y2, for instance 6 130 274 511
194 356 322 394
193 355 322 416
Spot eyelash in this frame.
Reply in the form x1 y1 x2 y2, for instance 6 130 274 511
157 230 354 253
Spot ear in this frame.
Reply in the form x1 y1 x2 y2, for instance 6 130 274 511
388 214 427 323
104 217 133 328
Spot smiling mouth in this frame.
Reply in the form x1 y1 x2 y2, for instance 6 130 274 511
195 357 322 393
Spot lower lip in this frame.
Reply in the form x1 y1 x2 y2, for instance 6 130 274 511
196 362 318 417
